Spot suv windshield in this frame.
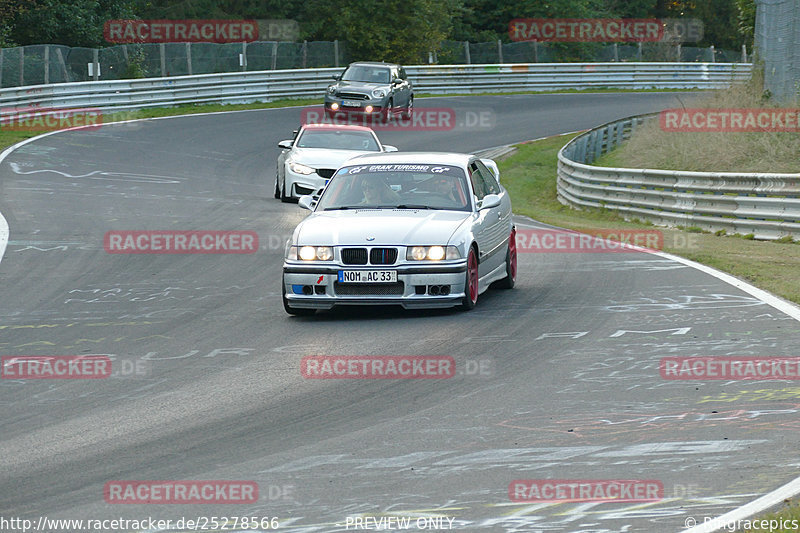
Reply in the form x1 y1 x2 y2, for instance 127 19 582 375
341 65 391 84
316 163 470 212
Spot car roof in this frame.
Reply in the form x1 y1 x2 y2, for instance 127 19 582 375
342 152 474 167
347 61 400 68
300 123 376 134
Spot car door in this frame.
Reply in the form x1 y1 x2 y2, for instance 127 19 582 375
471 159 510 274
467 161 493 277
392 68 409 108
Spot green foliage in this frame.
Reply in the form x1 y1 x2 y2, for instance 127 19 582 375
734 0 755 47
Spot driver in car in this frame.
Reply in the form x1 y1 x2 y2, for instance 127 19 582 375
361 176 400 205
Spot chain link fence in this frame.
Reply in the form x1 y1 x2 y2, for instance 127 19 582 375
755 0 799 100
0 39 746 89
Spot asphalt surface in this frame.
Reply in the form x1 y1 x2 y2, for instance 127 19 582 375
1 93 799 533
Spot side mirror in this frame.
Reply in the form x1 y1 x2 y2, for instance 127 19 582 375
278 140 293 149
298 195 315 210
481 158 500 182
479 194 501 210
382 145 398 152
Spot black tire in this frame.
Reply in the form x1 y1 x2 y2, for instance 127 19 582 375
494 228 517 290
402 96 413 119
380 99 393 123
274 170 281 199
461 246 479 311
282 284 316 316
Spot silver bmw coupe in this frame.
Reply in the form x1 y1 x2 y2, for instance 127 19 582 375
281 152 516 315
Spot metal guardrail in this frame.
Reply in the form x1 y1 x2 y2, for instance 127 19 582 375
0 62 751 117
557 113 800 240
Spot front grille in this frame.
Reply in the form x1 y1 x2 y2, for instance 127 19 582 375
370 247 398 265
316 168 335 179
337 92 369 100
335 282 404 296
341 248 368 265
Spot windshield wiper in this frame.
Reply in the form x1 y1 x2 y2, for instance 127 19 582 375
394 204 439 210
324 206 355 210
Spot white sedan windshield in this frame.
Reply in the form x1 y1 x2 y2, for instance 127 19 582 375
296 130 381 151
317 163 471 212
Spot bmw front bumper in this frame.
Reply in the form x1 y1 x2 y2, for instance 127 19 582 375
282 261 467 310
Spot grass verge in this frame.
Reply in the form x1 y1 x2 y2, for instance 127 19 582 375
498 133 800 306
741 502 800 532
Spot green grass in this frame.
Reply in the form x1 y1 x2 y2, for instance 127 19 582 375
740 501 800 532
498 134 800 306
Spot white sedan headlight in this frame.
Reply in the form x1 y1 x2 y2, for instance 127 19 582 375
407 246 460 261
288 161 315 175
287 246 333 261
371 89 387 98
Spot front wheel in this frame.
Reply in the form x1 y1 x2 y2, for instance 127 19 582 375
274 170 281 199
280 175 291 203
461 246 479 311
494 228 517 289
402 97 413 119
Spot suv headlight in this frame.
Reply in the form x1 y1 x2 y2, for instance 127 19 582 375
288 161 315 175
371 88 387 99
327 85 337 95
287 245 333 261
407 246 460 261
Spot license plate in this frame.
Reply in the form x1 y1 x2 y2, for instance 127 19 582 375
338 270 397 283
341 99 361 107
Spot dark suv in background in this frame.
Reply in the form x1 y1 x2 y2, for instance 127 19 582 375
324 62 413 121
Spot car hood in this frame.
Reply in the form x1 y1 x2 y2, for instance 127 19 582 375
333 80 388 93
296 210 471 246
289 147 380 169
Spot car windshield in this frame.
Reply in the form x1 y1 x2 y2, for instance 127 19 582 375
316 163 471 212
295 130 380 151
341 65 391 84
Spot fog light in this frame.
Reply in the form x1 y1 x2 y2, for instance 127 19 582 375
365 105 374 113
331 102 339 110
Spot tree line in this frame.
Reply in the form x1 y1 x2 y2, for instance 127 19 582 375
0 0 756 64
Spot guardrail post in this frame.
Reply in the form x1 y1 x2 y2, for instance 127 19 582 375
741 43 747 62
187 42 193 75
637 42 642 61
19 47 24 86
160 43 166 76
497 39 503 63
710 45 715 62
334 40 339 67
271 41 278 70
240 41 247 71
302 40 307 68
676 44 681 62
464 41 471 64
613 43 619 62
44 45 50 84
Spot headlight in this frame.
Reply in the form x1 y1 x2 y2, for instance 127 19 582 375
288 161 315 175
288 245 333 261
371 89 386 98
327 85 336 95
407 246 460 261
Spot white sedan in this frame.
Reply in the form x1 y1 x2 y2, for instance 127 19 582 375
274 123 397 202
281 152 516 315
